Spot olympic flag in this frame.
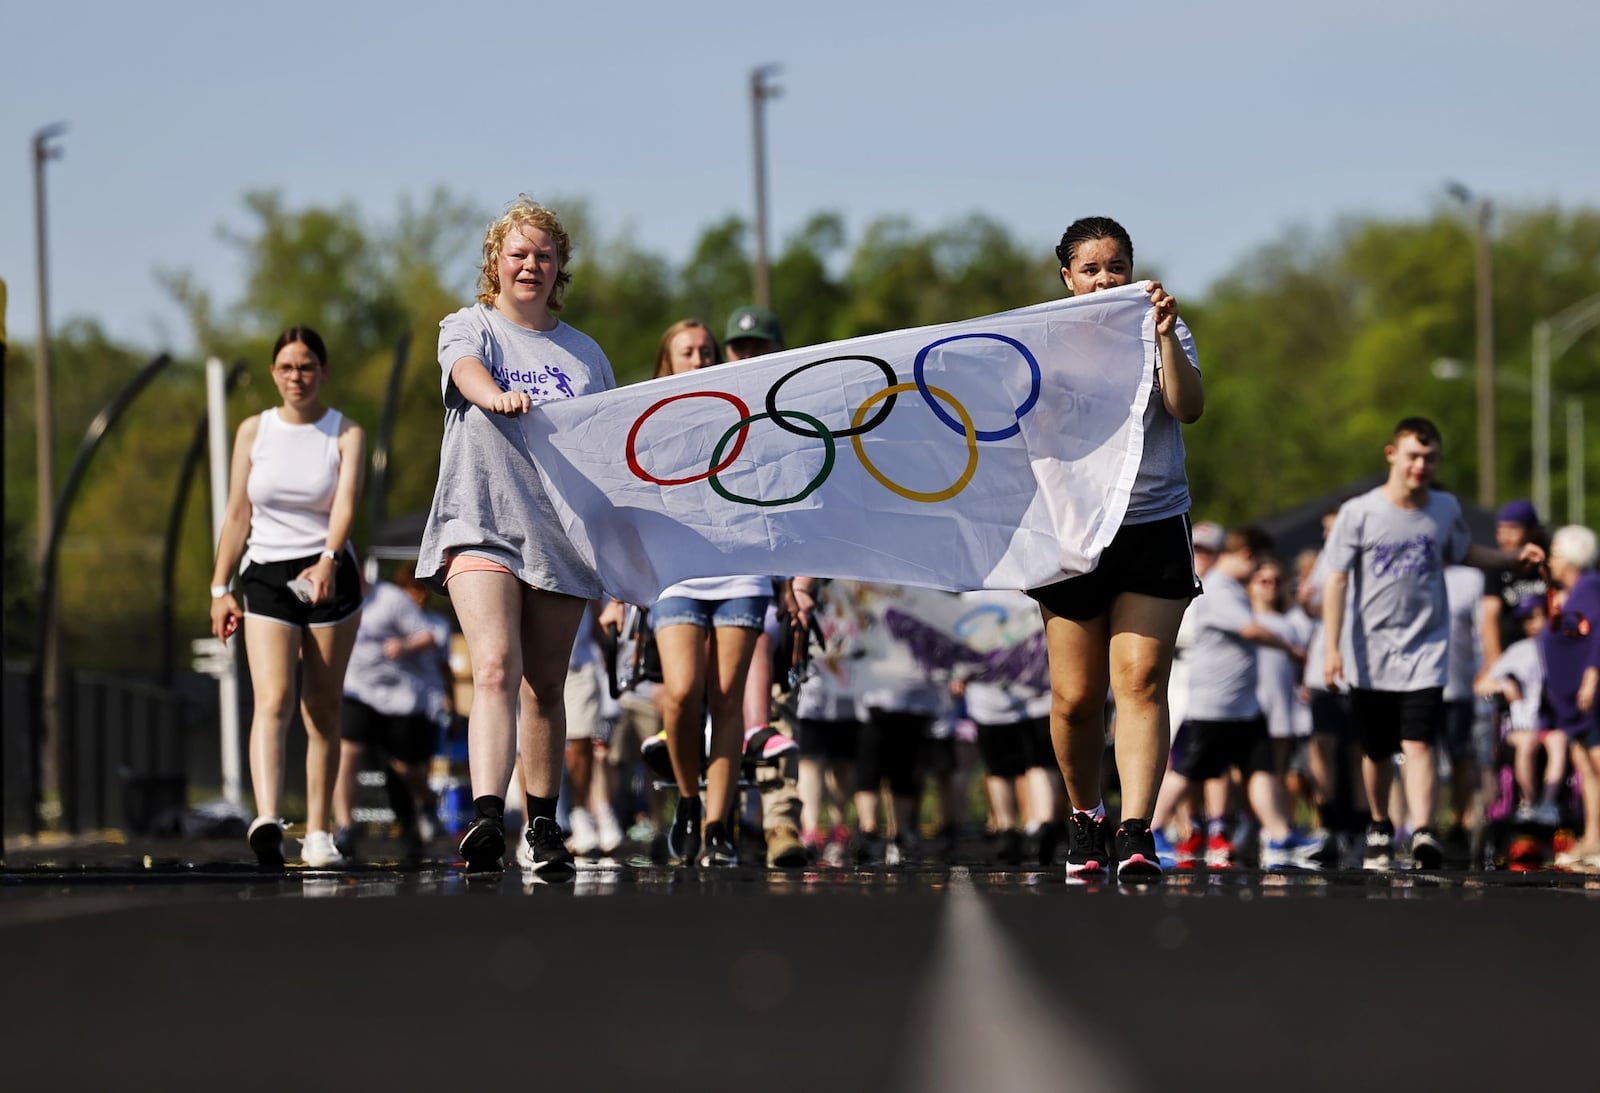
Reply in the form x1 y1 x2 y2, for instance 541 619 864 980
525 284 1160 605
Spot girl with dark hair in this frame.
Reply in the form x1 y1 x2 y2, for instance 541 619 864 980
209 326 367 868
1028 217 1205 881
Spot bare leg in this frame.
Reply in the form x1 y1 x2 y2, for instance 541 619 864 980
1400 740 1437 833
300 615 360 833
656 623 710 802
1363 755 1395 825
333 740 366 829
514 588 588 799
448 570 526 801
704 625 761 823
1042 607 1111 811
1106 593 1189 820
242 618 301 820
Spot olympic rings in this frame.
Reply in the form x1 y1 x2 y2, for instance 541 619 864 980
913 333 1040 442
626 390 751 486
708 409 835 508
624 330 1040 506
953 603 1009 639
763 355 898 439
849 383 977 503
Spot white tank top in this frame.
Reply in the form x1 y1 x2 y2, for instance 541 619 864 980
245 407 345 562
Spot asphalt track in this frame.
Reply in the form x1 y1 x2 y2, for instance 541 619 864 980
3 843 1596 1093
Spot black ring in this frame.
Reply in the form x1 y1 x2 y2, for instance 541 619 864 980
764 354 898 439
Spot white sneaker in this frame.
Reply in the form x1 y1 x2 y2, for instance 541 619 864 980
594 809 624 855
567 807 599 855
1514 802 1537 823
301 829 344 869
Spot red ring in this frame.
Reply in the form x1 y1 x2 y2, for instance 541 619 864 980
626 390 753 486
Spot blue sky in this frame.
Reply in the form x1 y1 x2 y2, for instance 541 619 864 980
3 0 1596 355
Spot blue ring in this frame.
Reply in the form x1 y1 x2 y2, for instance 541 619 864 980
912 332 1041 442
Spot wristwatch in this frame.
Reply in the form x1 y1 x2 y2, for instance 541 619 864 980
210 584 231 598
320 548 338 561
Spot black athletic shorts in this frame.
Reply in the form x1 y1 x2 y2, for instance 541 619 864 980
1172 715 1274 780
1350 687 1444 760
240 550 362 629
975 716 1053 779
341 696 438 764
1308 687 1353 739
1027 513 1201 621
796 717 859 762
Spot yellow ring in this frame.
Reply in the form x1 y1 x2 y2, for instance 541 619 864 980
849 382 979 503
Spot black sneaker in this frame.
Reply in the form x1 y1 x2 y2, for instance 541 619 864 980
1036 821 1063 867
247 817 285 869
1410 827 1444 871
459 814 507 873
855 829 887 866
1064 811 1110 878
698 822 739 867
995 828 1023 867
1363 820 1395 872
667 797 702 865
333 824 359 861
1114 818 1164 881
523 816 577 879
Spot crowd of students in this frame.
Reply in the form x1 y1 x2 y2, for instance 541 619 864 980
208 197 1598 881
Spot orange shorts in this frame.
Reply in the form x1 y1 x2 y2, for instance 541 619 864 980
443 553 515 584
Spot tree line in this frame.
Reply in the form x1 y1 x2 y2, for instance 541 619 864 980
4 190 1597 671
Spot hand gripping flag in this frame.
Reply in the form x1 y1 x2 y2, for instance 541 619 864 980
525 284 1159 605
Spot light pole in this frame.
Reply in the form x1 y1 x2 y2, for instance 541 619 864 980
749 64 782 310
1532 293 1600 523
1445 182 1495 508
32 123 67 565
32 122 66 820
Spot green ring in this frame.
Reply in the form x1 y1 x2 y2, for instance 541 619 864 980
708 409 836 507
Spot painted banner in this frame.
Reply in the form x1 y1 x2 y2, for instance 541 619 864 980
526 284 1158 605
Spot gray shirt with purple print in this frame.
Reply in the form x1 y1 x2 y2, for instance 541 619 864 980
1323 486 1472 692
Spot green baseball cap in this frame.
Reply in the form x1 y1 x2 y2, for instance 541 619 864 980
724 306 783 346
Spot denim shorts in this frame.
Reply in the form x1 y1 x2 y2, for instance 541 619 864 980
651 595 771 631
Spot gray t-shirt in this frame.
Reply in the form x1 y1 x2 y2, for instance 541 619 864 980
1184 569 1260 721
1323 487 1472 692
417 304 616 597
1443 565 1484 701
345 582 449 718
1125 318 1199 525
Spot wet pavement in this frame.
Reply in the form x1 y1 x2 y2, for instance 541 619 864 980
3 839 1597 1092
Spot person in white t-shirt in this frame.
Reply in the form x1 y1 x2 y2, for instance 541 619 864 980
208 326 366 869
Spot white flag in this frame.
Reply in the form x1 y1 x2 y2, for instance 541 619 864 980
526 284 1157 605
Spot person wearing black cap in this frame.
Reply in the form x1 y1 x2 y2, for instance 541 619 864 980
1478 499 1549 684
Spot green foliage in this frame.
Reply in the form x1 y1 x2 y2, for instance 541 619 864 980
6 192 1597 673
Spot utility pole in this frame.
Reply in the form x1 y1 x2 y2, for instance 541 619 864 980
1446 181 1495 508
32 124 66 564
750 65 782 310
32 122 66 817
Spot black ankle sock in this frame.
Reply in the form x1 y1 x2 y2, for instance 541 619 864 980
473 795 504 822
704 820 726 842
526 794 558 824
677 796 702 820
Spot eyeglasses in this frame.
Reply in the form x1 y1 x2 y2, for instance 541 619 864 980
273 363 320 377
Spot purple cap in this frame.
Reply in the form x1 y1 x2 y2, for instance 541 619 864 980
1497 499 1539 527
